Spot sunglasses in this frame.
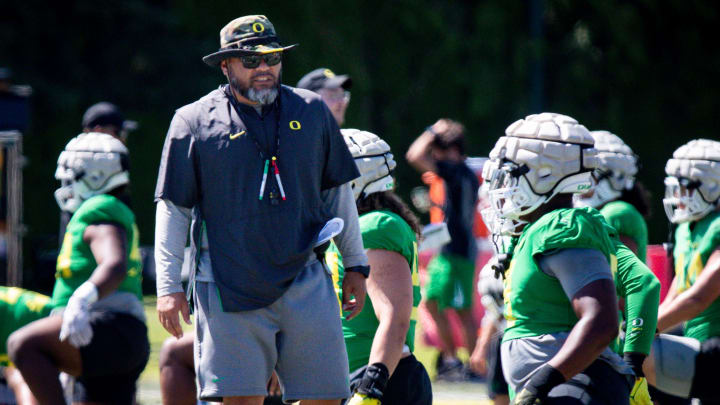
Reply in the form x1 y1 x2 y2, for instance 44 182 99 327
240 52 282 69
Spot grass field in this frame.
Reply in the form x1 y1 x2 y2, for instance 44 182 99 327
138 297 492 405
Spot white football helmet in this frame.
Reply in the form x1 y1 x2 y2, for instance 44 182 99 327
482 113 599 231
54 132 129 213
341 129 397 200
574 130 638 208
664 139 720 223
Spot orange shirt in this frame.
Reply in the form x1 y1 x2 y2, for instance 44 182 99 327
422 171 489 238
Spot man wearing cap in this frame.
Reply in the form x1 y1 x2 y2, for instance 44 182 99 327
81 101 137 144
297 68 352 127
154 15 369 405
58 102 138 244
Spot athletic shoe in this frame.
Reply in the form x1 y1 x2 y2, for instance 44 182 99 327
463 366 486 383
435 355 464 382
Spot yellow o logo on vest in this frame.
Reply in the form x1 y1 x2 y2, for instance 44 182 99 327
289 120 301 130
252 23 265 33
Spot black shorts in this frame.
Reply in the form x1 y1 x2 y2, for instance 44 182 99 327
74 311 150 405
690 337 720 404
487 331 509 398
347 355 432 405
545 360 633 405
647 385 691 405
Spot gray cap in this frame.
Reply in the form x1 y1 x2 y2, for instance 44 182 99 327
297 68 352 92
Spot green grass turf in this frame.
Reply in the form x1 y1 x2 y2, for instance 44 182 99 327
139 297 491 405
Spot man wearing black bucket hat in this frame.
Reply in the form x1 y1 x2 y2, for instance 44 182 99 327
154 15 369 405
297 68 352 127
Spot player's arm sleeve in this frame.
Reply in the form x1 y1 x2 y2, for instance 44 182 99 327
616 249 660 355
155 199 191 297
320 103 360 191
321 183 368 268
537 248 614 300
154 113 200 208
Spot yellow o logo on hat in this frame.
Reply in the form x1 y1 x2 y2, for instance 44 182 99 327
289 121 301 130
252 23 265 33
323 69 335 78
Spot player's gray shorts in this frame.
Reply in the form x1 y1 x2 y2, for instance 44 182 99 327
193 261 350 402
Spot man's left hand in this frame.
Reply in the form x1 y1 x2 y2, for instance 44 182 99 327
342 271 366 320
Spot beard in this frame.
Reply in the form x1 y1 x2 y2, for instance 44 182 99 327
228 69 281 105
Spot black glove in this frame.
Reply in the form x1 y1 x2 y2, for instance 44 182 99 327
623 352 647 378
352 363 390 400
514 364 565 405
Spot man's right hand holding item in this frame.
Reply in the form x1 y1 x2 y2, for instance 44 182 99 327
513 364 566 405
347 362 389 405
157 291 191 338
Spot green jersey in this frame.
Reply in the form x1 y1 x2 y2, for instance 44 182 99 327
52 194 143 308
326 210 421 372
1 287 53 366
673 210 720 341
601 200 648 263
503 207 617 342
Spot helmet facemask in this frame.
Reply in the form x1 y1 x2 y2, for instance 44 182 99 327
663 176 715 224
341 128 397 201
479 180 525 237
54 133 130 213
483 159 541 223
664 139 720 224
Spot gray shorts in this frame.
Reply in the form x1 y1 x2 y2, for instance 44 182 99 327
193 261 350 402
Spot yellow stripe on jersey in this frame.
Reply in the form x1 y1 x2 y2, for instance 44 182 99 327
0 287 22 305
503 260 517 328
325 251 343 317
411 241 420 286
686 253 705 290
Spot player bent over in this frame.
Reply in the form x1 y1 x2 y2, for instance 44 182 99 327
1 287 54 405
8 133 149 405
326 129 432 405
482 113 634 404
642 139 720 404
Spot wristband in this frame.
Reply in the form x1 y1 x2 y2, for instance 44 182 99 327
346 265 370 278
623 352 647 378
525 364 565 400
354 363 389 399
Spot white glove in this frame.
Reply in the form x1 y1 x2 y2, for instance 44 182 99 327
59 282 98 347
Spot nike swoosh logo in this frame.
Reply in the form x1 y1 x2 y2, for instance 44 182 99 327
229 130 246 140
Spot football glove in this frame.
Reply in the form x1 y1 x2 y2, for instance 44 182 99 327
59 281 98 347
350 363 389 404
513 364 565 405
347 393 381 405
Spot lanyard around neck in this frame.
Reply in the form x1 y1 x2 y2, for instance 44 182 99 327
225 86 286 202
225 85 282 160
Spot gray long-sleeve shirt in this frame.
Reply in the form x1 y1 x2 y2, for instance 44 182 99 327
155 183 367 298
